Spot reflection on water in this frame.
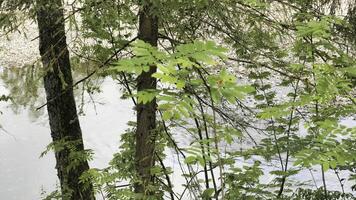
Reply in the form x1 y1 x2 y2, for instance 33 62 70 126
0 78 134 200
1 64 44 117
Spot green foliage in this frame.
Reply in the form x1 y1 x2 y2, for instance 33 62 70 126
291 188 356 200
41 138 94 171
0 0 33 34
40 188 62 200
225 161 272 199
294 121 356 172
90 2 356 198
2 0 356 199
80 121 170 199
112 39 252 110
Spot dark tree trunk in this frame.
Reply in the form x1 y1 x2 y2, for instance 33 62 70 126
134 0 159 195
36 1 95 199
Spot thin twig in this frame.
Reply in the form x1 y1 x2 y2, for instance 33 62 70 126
36 36 138 110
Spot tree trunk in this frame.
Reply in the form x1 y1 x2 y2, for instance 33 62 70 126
36 1 95 199
134 0 159 195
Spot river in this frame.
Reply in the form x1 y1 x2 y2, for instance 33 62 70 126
0 17 355 200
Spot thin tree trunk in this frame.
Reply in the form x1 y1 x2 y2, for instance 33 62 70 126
36 1 95 199
134 0 159 195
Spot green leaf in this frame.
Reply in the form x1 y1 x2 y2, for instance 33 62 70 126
137 90 159 104
322 163 329 172
184 156 197 164
150 166 162 175
202 188 215 198
161 111 172 121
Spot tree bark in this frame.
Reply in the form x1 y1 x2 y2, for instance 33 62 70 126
36 1 95 199
134 0 159 195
